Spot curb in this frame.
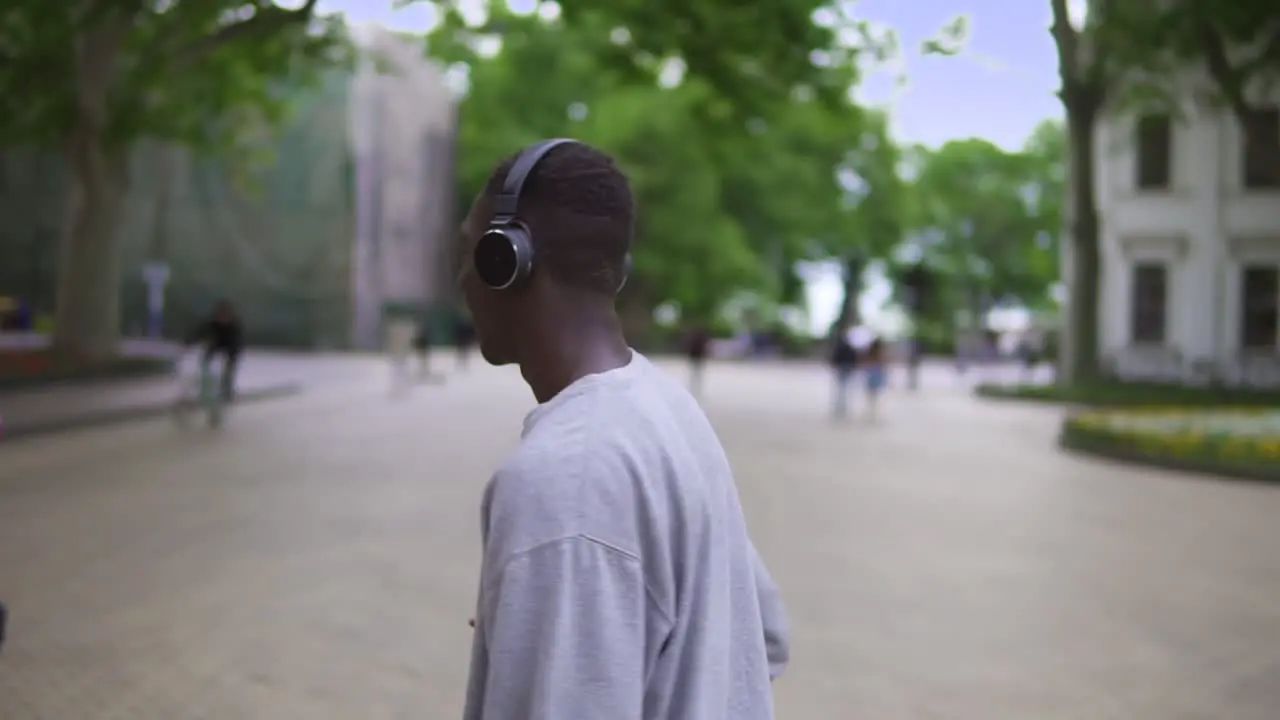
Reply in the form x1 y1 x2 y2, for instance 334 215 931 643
0 383 302 443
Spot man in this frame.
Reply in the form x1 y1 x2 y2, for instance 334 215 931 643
186 300 244 401
413 312 434 379
830 323 860 419
458 140 789 719
684 323 711 398
453 310 476 370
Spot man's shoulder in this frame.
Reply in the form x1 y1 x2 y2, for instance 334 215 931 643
483 407 678 560
491 421 629 508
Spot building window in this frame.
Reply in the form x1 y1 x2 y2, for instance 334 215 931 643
1242 107 1280 189
1241 264 1279 350
1130 263 1168 344
1135 114 1172 190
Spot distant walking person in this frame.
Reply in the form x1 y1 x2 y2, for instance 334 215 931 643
413 315 434 379
454 312 476 370
830 325 859 419
0 600 7 652
905 336 922 390
863 336 887 421
686 324 711 398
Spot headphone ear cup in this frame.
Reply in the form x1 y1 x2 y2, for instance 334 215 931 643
474 225 534 290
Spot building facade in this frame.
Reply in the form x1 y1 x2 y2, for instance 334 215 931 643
1092 82 1280 386
347 26 458 350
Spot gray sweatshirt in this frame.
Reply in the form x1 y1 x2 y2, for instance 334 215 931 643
462 352 790 720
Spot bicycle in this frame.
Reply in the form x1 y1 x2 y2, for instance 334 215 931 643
173 350 228 428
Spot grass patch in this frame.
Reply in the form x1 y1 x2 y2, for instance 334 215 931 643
0 350 173 390
977 380 1280 408
1060 409 1280 482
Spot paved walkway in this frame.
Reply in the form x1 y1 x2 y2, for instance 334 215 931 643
0 351 372 439
0 358 1277 718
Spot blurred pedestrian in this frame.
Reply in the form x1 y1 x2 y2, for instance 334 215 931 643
863 336 887 421
905 336 922 390
414 315 435 379
686 324 711 398
454 311 476 370
830 324 859 419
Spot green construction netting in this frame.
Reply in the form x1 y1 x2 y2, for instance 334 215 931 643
0 71 352 349
0 32 458 350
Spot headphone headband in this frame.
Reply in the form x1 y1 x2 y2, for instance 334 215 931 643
491 138 578 220
475 137 630 294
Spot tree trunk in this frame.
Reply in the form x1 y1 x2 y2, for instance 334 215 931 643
829 257 863 339
1061 95 1103 383
50 17 131 361
51 126 128 361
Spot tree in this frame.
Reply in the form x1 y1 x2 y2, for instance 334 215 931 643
1020 119 1066 311
429 6 899 341
0 0 347 359
822 110 904 335
420 0 901 123
900 131 1063 337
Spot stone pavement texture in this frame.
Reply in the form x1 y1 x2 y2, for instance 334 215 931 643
0 356 1278 719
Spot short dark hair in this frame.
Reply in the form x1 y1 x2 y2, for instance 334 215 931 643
484 142 633 295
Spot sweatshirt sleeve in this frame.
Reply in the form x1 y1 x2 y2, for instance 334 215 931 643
751 542 791 679
476 536 650 720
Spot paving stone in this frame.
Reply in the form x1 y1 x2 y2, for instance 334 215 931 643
0 358 1277 718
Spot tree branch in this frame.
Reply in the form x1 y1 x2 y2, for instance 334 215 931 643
1196 21 1252 118
1196 17 1280 185
167 0 320 73
1050 0 1115 106
1237 21 1280 92
1049 0 1079 85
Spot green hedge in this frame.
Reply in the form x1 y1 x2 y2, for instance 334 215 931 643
1059 410 1280 483
978 381 1280 408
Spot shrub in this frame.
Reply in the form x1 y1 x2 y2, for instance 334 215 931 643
978 381 1280 408
1060 408 1280 482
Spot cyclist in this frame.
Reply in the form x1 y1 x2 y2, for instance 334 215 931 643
186 300 244 401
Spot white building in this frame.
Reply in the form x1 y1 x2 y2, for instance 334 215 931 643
1091 83 1280 386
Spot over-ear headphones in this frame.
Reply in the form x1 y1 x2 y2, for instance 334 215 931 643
473 138 632 294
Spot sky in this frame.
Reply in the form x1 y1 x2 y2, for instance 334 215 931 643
317 0 1076 334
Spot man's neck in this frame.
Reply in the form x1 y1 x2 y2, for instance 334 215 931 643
520 311 631 404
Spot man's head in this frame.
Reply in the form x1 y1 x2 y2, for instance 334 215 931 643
458 141 634 366
213 300 234 322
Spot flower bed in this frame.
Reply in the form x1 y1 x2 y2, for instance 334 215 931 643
978 380 1280 408
1060 408 1280 482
